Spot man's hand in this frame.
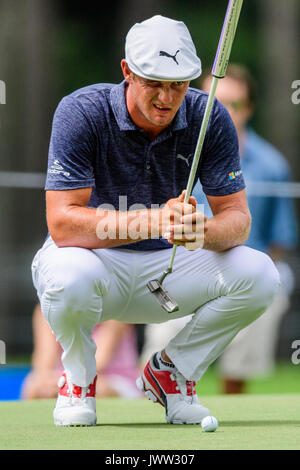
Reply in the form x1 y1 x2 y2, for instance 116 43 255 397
161 190 207 251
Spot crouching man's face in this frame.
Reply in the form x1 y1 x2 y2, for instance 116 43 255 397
121 59 190 138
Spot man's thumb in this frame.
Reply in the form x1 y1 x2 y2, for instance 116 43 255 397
178 190 186 201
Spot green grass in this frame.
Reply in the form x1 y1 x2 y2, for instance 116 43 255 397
1 361 298 450
0 394 300 450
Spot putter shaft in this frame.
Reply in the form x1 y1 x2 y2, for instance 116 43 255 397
147 0 244 312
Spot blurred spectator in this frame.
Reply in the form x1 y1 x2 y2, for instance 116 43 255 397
21 303 142 399
193 64 298 393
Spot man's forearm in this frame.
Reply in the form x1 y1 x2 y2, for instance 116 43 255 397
203 209 251 252
50 206 163 249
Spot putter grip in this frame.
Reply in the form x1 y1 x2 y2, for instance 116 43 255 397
212 0 243 78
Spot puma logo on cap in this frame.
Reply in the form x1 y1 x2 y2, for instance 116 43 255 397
159 50 180 65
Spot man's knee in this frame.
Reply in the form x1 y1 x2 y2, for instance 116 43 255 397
38 254 109 316
248 249 279 309
230 247 280 321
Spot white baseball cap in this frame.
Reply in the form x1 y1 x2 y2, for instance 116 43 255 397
125 15 202 82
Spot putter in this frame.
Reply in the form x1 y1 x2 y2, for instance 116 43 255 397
148 0 244 313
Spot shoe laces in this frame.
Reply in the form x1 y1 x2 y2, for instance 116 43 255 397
170 371 196 404
71 385 90 400
58 373 92 402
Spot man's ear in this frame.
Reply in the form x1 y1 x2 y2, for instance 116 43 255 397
121 59 133 83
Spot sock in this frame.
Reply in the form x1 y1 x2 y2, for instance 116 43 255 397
156 351 175 371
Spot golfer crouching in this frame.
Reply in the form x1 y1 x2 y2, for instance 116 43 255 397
32 15 279 426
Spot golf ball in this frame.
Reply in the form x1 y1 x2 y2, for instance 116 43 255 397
201 415 218 432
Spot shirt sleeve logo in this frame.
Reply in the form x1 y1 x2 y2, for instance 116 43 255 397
48 159 70 177
229 170 242 180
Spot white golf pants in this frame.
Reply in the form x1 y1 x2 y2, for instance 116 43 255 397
32 236 280 387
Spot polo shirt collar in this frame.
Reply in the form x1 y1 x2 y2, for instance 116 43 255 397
110 80 188 133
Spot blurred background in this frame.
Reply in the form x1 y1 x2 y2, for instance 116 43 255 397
0 0 299 398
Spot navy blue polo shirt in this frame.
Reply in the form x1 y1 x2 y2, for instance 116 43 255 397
45 80 245 250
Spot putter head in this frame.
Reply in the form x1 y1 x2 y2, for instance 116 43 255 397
147 279 179 314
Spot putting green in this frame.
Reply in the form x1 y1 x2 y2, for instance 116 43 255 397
0 394 299 450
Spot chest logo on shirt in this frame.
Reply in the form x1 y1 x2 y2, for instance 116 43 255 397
229 170 242 180
177 153 192 166
159 50 180 65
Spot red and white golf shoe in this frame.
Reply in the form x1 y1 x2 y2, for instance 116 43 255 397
53 372 97 426
136 354 210 424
